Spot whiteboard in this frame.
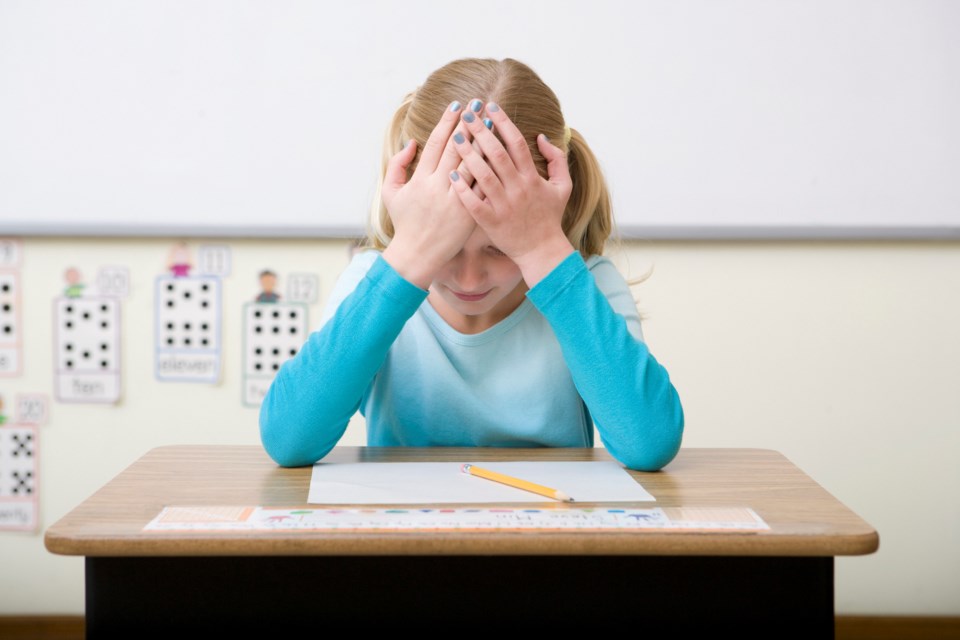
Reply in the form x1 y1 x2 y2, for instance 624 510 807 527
1 0 958 239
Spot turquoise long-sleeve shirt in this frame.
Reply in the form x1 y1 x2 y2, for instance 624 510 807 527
259 249 684 471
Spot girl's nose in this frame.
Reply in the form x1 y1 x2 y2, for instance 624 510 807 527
454 254 486 290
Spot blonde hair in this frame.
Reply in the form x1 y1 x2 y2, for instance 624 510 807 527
364 57 617 258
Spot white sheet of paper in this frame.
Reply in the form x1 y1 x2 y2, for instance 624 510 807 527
307 461 655 504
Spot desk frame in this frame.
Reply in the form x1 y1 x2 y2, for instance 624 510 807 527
88 554 833 633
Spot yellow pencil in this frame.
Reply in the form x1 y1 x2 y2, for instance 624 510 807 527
461 463 574 502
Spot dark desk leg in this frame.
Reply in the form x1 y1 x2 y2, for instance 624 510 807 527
87 555 833 636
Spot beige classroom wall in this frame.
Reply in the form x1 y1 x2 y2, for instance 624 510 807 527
0 236 957 616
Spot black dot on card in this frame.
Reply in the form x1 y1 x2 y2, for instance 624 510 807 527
183 290 192 299
201 323 209 331
184 338 192 346
100 360 109 369
167 300 174 308
254 326 262 334
289 348 297 356
65 321 73 329
1 283 9 293
254 310 262 319
65 344 73 351
82 312 91 320
254 363 262 371
201 338 209 346
289 310 298 319
201 300 209 308
272 363 279 371
289 327 298 335
167 322 174 330
2 325 10 335
101 343 109 351
83 351 90 358
66 360 73 368
65 305 74 314
100 304 109 313
201 283 209 292
272 326 280 334
255 347 262 355
183 322 191 331
167 338 174 346
2 303 10 312
167 283 174 292
272 310 280 319
100 321 108 329
272 348 280 356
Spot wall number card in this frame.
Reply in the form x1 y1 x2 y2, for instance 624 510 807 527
155 275 222 383
14 394 48 426
242 302 308 406
0 269 21 377
285 273 320 304
53 297 122 403
0 422 39 532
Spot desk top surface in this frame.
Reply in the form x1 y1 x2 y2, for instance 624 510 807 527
44 445 879 558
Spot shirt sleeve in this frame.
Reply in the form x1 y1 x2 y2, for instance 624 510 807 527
259 252 427 467
525 251 684 471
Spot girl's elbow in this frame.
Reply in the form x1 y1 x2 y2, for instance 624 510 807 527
259 405 329 468
617 440 681 472
613 411 685 472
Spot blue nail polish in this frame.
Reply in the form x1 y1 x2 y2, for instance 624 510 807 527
483 118 493 130
487 102 500 112
462 112 475 124
450 170 460 182
469 99 483 113
453 132 465 144
450 101 461 112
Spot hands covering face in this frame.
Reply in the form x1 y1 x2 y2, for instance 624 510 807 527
380 99 575 290
448 100 573 270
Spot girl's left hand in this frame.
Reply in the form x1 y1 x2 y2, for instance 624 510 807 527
449 101 576 286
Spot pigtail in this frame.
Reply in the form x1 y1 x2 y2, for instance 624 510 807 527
365 91 417 250
563 128 614 257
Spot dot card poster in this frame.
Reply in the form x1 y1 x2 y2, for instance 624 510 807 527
242 270 308 407
0 239 23 377
0 415 39 532
155 245 222 383
53 267 122 404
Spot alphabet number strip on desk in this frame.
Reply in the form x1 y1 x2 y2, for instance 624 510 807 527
142 505 770 532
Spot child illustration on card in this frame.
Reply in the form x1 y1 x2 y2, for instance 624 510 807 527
256 270 281 303
0 394 7 425
63 267 85 298
167 242 193 278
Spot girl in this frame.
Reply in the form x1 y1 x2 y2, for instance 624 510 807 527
260 58 683 471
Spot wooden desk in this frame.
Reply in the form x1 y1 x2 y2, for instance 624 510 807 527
45 446 877 636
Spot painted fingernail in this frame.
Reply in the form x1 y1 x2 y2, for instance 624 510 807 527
462 112 475 124
450 101 461 112
453 132 465 144
469 99 483 112
487 102 500 112
483 118 493 130
541 134 550 143
450 170 460 182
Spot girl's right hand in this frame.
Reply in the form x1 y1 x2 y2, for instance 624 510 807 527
381 101 477 290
